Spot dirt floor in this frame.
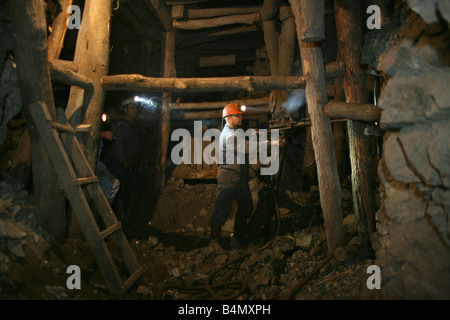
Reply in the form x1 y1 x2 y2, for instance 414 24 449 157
0 165 382 301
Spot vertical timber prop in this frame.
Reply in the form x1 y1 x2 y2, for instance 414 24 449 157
47 0 73 60
260 0 283 117
334 0 376 252
10 0 67 241
65 0 113 170
289 0 345 252
148 0 176 189
160 31 177 189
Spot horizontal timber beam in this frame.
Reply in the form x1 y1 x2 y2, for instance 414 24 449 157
171 96 270 109
172 6 260 19
173 12 260 30
49 60 93 91
102 74 307 93
324 101 381 122
175 106 269 120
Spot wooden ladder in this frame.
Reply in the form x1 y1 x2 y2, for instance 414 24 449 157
29 101 144 299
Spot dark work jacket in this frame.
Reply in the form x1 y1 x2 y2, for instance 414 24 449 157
217 124 250 188
111 118 143 168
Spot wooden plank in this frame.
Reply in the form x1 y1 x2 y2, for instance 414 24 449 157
160 31 177 188
99 222 122 240
261 0 280 76
148 0 173 31
324 101 381 122
207 25 259 37
178 107 269 120
51 122 76 135
49 60 94 91
171 96 270 110
299 0 325 42
123 267 145 291
173 13 260 30
166 0 214 4
171 5 184 19
10 0 66 242
334 0 376 251
182 6 260 19
30 101 127 299
325 61 345 78
65 0 113 171
47 0 73 60
290 0 345 252
102 74 307 92
50 59 77 72
74 176 99 186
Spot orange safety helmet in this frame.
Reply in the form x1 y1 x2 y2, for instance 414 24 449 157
222 103 244 118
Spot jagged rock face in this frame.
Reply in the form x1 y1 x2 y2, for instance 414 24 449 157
373 6 450 299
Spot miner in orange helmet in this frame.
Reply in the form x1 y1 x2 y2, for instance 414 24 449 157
210 103 253 250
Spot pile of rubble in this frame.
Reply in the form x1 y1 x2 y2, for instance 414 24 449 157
129 177 376 300
0 171 376 300
130 214 374 300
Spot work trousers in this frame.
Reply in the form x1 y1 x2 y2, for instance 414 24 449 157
211 184 253 237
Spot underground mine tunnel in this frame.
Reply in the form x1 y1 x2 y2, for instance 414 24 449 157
0 0 449 302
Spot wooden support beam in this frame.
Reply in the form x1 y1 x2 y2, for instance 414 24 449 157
173 13 260 30
207 25 259 37
160 31 177 189
148 0 174 31
290 0 345 252
177 106 269 120
10 0 67 242
65 0 113 171
261 0 280 76
325 101 381 122
325 61 345 78
299 0 325 42
175 6 260 19
102 74 307 92
166 0 213 4
113 2 161 41
49 60 94 91
278 13 296 76
334 0 377 251
47 0 73 60
171 96 270 110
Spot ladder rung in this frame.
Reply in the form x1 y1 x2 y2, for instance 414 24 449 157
123 267 145 291
51 122 76 135
74 176 99 186
99 222 122 240
75 124 92 132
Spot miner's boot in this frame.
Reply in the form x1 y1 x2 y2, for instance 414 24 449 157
211 224 221 242
231 215 248 250
211 224 227 250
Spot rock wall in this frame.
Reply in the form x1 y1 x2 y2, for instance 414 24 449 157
372 4 450 299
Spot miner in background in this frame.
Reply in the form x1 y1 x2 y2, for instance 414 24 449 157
109 98 144 221
210 103 254 250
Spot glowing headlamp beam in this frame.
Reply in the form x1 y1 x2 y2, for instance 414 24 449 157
134 96 158 109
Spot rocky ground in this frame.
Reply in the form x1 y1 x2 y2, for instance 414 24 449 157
0 171 381 300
